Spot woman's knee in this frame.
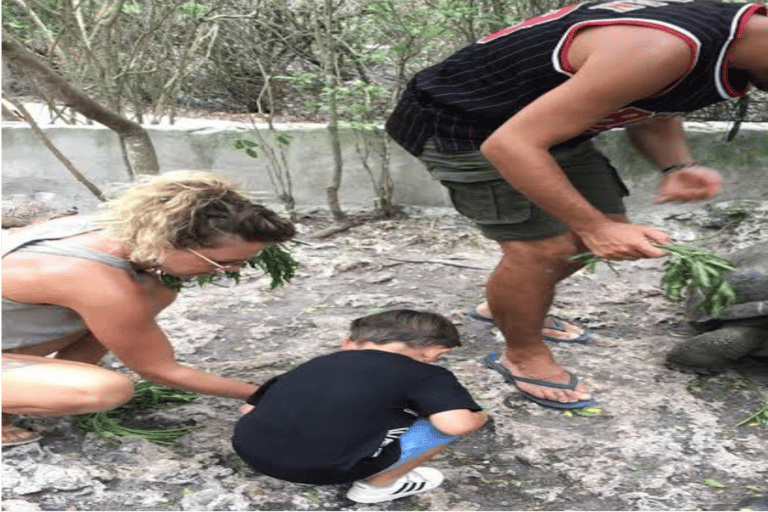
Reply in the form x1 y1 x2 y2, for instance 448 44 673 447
60 371 135 414
3 362 135 415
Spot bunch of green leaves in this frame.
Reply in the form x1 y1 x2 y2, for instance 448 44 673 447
658 245 736 316
160 243 301 291
571 244 737 317
736 403 768 427
77 382 199 445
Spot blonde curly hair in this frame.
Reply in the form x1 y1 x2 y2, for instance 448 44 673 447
98 171 295 263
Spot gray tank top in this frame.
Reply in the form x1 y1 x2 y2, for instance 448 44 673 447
2 216 138 350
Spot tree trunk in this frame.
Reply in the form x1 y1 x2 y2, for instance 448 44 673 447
321 0 346 221
2 31 160 176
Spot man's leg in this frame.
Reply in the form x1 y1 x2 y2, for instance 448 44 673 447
486 231 592 404
472 299 588 340
418 139 628 404
486 212 629 403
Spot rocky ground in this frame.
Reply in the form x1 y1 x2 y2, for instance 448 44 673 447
3 198 768 512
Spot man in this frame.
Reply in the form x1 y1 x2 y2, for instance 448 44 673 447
386 0 768 408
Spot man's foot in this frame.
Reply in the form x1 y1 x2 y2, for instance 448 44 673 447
542 316 593 344
347 468 444 503
482 351 595 409
2 425 42 447
467 308 592 344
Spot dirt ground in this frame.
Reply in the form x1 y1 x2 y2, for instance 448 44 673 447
3 199 768 511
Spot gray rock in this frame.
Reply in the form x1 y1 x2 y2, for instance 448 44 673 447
1 499 43 511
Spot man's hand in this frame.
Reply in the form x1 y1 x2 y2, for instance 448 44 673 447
575 220 671 260
654 166 723 203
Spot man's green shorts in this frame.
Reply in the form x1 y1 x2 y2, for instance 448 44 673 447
418 139 629 241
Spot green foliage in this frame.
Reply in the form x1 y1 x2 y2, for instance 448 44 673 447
179 2 207 18
248 243 302 289
233 138 259 159
658 245 736 316
160 243 301 291
702 478 725 489
571 244 737 317
121 2 143 15
2 3 31 33
232 130 296 213
77 382 199 445
737 404 768 427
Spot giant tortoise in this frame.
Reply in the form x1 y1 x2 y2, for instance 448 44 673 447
666 241 768 372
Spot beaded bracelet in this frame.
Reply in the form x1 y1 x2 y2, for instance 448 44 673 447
660 162 697 174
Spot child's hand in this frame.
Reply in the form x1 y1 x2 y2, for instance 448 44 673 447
240 403 255 415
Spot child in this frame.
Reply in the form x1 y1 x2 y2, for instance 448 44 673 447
232 309 488 504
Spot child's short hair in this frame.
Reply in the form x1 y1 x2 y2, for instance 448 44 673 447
349 309 461 348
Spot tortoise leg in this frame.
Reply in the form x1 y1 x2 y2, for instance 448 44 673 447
666 326 768 373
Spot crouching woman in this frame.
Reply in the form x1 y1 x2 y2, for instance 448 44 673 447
2 171 296 447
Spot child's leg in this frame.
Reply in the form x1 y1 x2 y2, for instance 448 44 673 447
363 444 446 486
363 418 459 487
346 419 457 503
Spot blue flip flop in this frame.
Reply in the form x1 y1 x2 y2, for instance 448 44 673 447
465 309 496 324
468 310 593 345
542 317 593 345
482 351 597 410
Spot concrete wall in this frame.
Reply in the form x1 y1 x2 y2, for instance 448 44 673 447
2 119 766 213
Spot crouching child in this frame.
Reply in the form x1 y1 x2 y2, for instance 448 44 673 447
232 309 488 503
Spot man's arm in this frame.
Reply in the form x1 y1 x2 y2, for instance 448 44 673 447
480 25 693 260
625 117 724 203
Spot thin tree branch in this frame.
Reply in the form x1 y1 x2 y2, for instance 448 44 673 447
3 93 107 201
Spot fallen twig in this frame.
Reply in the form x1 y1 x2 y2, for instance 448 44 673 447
385 257 493 270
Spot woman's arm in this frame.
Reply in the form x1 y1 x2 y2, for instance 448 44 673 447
56 264 259 400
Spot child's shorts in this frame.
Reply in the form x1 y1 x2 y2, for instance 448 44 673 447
372 418 460 474
232 417 460 485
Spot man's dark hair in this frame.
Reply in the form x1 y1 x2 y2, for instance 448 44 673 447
349 309 461 348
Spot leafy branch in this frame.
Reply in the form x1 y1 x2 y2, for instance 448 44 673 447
77 382 199 445
160 242 302 291
571 244 737 317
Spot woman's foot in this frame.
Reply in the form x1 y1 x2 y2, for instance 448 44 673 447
0 414 42 448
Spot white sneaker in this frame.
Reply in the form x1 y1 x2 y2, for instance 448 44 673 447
346 467 444 503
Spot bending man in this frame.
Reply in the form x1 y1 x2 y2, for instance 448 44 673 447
386 1 768 408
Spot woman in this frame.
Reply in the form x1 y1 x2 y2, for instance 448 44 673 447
2 171 296 446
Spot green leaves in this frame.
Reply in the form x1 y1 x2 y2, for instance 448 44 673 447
736 404 768 427
159 242 301 291
702 478 725 489
77 382 199 445
571 244 737 318
178 2 207 18
657 244 736 317
233 138 259 159
243 243 301 290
